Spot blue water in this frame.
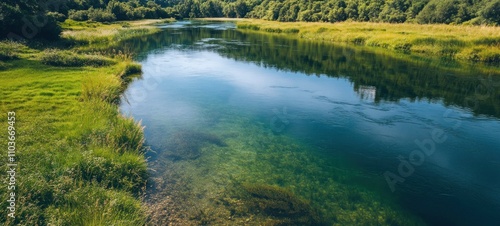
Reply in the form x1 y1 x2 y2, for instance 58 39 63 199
121 21 500 225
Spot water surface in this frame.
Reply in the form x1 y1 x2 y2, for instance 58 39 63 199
121 21 500 225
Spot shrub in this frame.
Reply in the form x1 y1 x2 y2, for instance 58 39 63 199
0 40 26 60
38 13 63 40
0 51 18 61
87 8 116 22
47 11 67 22
69 10 89 21
0 61 9 70
69 8 116 22
482 0 500 25
40 49 116 67
0 2 61 40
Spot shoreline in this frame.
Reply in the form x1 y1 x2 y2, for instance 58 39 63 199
236 19 500 65
0 19 165 225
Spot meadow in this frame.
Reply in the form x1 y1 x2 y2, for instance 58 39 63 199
237 20 500 64
0 20 162 225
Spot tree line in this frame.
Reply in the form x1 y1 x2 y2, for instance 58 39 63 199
1 0 498 40
174 0 499 25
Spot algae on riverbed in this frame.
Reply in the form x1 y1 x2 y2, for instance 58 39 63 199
145 113 425 225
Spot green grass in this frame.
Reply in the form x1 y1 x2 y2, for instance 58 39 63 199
40 49 116 67
0 20 158 225
61 19 161 51
237 20 500 64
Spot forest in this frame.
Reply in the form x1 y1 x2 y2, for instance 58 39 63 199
1 0 499 40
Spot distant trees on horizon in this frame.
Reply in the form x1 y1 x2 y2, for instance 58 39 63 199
173 0 499 25
1 0 498 40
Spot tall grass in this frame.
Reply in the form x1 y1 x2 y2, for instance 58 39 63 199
61 20 160 51
0 40 30 60
45 186 145 225
40 49 116 67
237 20 500 64
0 20 151 225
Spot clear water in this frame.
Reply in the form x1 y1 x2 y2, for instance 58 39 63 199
120 21 500 225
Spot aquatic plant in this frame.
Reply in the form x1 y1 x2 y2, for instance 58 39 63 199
236 183 325 226
161 130 226 161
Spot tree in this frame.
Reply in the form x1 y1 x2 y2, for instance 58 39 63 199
379 0 409 23
482 0 500 24
0 0 61 40
108 1 133 20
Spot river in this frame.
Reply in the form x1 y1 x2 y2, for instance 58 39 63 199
120 21 500 226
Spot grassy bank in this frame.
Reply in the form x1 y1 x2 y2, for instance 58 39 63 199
0 20 162 225
237 20 500 64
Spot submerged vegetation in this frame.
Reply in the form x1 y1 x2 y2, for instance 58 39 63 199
236 183 324 225
159 130 227 161
145 114 427 225
237 19 500 64
0 20 160 225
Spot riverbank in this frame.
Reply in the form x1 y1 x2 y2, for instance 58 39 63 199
0 19 163 225
237 20 500 65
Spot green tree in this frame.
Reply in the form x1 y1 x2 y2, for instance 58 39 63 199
416 0 460 24
379 0 409 23
0 0 61 40
108 0 133 20
482 0 500 24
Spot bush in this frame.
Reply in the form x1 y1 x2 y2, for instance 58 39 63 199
0 50 18 61
69 8 116 22
40 49 116 67
0 1 61 40
0 61 9 70
87 8 116 22
47 11 67 22
415 0 470 24
107 1 133 20
69 10 89 21
0 40 26 60
482 0 500 25
38 13 62 40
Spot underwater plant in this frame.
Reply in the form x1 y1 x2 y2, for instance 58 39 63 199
235 183 326 226
162 130 226 161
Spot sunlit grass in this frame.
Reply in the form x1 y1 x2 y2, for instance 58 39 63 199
61 19 161 50
0 20 153 225
238 20 500 64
